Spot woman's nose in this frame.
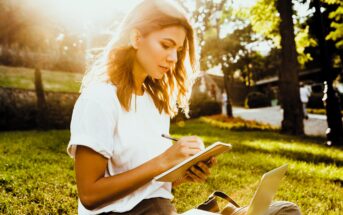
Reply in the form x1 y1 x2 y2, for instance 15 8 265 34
166 49 177 64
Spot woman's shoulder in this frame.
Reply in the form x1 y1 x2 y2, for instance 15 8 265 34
82 82 117 98
79 82 120 108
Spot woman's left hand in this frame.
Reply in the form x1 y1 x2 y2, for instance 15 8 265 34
173 157 217 186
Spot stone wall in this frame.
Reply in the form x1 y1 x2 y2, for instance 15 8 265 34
0 87 79 130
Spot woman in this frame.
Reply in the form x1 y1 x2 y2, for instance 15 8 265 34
68 0 213 214
68 0 302 214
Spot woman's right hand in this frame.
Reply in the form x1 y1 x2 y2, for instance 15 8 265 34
160 136 205 170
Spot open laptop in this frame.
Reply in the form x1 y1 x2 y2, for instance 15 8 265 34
245 164 288 215
182 164 288 215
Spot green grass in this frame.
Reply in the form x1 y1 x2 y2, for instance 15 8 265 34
0 130 77 214
1 120 342 214
0 65 82 92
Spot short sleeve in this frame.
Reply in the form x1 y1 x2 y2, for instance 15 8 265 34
67 97 116 159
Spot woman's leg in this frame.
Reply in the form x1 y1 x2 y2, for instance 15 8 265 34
101 198 178 215
149 198 178 215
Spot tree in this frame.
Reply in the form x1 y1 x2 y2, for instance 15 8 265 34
179 0 284 116
305 1 342 69
177 0 237 116
276 0 304 135
0 0 26 47
249 0 335 135
252 48 281 81
201 25 262 86
313 0 343 146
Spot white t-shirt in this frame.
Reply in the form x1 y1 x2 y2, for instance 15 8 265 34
67 82 173 214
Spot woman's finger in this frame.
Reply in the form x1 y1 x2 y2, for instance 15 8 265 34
186 171 203 183
180 136 205 150
207 157 217 167
189 166 207 181
197 162 210 175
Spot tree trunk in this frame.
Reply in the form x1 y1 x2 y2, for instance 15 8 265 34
314 0 343 146
34 68 48 129
214 3 233 118
223 73 233 117
276 0 304 135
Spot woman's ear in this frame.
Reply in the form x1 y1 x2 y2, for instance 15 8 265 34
129 29 142 49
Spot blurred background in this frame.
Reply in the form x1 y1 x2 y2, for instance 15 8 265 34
0 0 342 143
1 1 343 214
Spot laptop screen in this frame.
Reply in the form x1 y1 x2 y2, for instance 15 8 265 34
246 164 288 215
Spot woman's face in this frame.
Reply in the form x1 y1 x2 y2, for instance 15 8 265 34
135 25 186 80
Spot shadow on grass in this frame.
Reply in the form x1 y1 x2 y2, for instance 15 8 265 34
331 179 343 187
233 144 343 167
171 120 343 167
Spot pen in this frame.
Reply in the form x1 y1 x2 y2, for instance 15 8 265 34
161 134 179 141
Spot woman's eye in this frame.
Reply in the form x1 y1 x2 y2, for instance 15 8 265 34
161 43 169 49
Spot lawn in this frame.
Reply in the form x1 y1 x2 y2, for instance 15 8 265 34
0 119 342 214
0 65 82 92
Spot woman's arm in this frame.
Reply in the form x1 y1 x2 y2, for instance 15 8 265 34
75 136 204 210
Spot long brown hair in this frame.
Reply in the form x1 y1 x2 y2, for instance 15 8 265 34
82 0 197 117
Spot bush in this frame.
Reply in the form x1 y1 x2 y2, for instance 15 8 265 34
200 114 278 131
245 91 271 108
171 92 222 122
307 83 343 109
189 100 221 118
307 93 324 109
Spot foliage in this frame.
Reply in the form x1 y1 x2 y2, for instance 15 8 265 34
302 0 342 72
249 0 317 66
1 120 342 214
201 25 254 71
249 0 280 47
307 108 327 115
200 115 278 131
0 0 60 51
252 48 281 81
245 91 271 108
0 0 102 71
178 0 239 117
295 25 317 67
324 1 343 48
201 24 274 85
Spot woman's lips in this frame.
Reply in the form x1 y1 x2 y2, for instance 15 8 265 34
159 65 169 72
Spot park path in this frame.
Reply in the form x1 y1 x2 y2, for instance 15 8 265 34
232 106 327 137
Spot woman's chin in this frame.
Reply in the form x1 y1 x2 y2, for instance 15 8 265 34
152 73 164 80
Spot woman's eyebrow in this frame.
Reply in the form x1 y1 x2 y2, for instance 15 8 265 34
161 38 183 48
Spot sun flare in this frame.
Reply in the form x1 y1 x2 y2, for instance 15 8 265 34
23 0 141 34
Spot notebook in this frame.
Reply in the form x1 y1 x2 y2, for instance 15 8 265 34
154 142 232 182
182 164 288 215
